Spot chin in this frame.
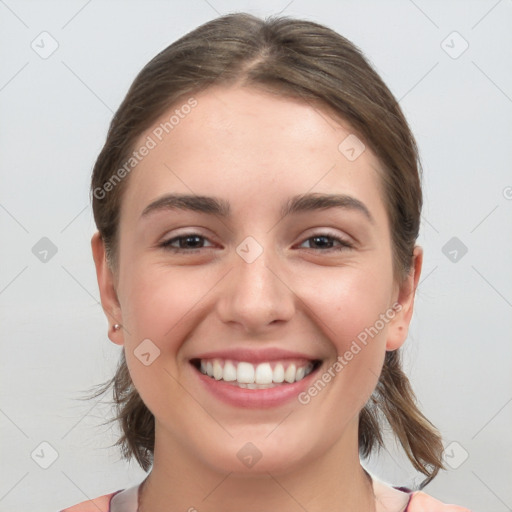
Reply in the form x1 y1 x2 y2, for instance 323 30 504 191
208 451 304 476
196 435 314 477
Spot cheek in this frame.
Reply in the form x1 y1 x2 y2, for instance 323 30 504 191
296 266 393 408
299 264 393 348
117 263 204 391
119 266 205 421
119 260 206 342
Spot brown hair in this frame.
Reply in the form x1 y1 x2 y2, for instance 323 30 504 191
90 12 444 487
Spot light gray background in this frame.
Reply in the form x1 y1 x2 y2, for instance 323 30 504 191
1 1 511 511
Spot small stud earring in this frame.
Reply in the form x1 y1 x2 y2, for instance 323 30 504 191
113 324 121 331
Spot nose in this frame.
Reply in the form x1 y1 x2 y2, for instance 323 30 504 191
215 239 295 334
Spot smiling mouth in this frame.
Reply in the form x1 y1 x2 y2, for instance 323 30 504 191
190 358 322 389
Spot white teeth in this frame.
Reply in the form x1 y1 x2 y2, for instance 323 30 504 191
284 363 296 383
223 361 237 381
238 382 277 389
255 362 273 384
197 359 316 385
237 362 255 384
272 363 285 383
246 382 275 389
213 359 223 380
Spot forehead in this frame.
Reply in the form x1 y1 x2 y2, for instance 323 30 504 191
121 85 388 229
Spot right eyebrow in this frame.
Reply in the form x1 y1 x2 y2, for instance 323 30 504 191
140 194 231 219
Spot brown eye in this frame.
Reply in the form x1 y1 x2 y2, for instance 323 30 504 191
299 234 353 251
160 233 214 252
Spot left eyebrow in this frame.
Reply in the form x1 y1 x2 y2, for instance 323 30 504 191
280 192 374 225
140 192 374 225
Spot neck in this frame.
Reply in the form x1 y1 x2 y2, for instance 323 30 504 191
139 420 376 512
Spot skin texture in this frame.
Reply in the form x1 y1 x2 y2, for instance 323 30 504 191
92 84 423 512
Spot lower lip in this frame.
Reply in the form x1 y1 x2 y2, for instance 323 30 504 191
191 363 321 408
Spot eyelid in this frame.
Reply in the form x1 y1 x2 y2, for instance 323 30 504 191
158 228 355 253
296 232 354 251
161 234 214 247
298 227 355 246
157 228 219 249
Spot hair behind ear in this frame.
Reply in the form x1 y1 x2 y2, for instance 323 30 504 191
86 351 155 472
359 350 445 488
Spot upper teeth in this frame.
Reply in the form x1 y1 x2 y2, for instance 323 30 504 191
199 359 314 385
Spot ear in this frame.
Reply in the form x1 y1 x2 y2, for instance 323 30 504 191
385 245 423 351
91 231 124 346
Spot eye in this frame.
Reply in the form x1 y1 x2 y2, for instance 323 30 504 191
159 233 215 252
158 232 353 253
298 233 354 252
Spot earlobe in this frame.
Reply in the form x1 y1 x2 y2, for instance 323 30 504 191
385 246 423 351
91 232 124 346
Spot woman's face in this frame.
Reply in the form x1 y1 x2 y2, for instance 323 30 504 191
94 84 420 475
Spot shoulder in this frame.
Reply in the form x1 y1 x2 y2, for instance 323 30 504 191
408 491 472 511
59 490 122 512
370 475 471 512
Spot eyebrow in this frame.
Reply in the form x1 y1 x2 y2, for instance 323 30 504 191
140 192 374 224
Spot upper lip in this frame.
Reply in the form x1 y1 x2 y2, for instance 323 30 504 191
190 347 321 364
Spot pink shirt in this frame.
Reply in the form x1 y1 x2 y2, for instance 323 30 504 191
60 478 471 511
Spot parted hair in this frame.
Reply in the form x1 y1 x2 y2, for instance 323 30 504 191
89 12 444 487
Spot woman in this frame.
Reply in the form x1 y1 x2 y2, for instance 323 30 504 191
62 12 470 512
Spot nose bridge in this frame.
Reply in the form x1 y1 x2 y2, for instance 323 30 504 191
216 235 294 331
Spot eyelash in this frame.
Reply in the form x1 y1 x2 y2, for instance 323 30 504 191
159 232 354 253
